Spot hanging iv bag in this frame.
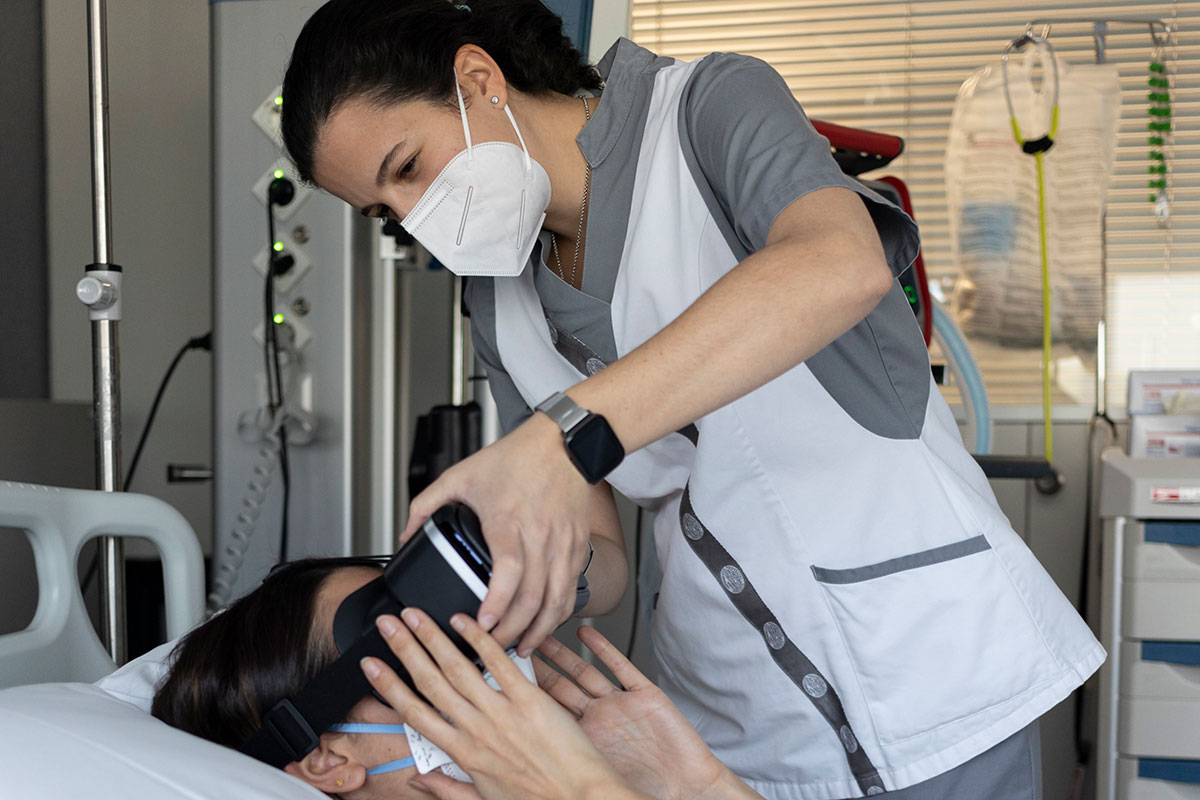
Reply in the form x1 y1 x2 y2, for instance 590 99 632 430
945 53 1120 350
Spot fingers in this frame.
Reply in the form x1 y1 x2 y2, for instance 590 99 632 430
410 772 485 800
577 625 652 691
396 610 502 711
365 615 478 733
360 654 460 753
532 654 593 717
537 633 617 698
502 523 587 655
486 540 542 646
476 533 523 634
445 611 535 698
401 486 447 543
514 553 573 656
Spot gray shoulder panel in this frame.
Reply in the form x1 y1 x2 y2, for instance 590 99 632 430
676 53 930 440
677 51 919 273
804 285 932 440
578 41 676 304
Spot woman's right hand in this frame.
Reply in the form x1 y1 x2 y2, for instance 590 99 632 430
361 609 648 800
535 628 764 800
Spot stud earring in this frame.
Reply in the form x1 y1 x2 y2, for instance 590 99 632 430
490 96 500 105
336 778 344 788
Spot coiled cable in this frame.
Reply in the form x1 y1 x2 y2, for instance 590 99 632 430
207 410 287 612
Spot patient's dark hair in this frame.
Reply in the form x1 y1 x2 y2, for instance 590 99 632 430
151 559 367 750
281 0 603 183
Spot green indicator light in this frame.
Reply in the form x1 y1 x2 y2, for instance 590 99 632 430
273 241 284 252
273 169 285 179
274 96 283 107
273 313 285 324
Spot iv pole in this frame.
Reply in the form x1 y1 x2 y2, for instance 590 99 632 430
77 0 127 666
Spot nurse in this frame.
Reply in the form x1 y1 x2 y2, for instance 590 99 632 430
280 2 1104 798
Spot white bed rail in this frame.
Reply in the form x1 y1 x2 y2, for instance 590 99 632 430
0 481 204 688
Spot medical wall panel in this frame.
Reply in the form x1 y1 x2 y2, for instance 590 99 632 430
211 0 378 599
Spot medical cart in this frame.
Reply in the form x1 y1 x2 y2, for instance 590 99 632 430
1097 447 1200 800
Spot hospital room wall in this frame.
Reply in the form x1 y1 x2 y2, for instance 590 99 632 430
0 0 49 400
42 0 214 550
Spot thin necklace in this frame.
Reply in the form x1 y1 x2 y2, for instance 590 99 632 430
551 96 592 288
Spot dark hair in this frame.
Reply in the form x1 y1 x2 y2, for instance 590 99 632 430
281 0 603 183
151 559 371 750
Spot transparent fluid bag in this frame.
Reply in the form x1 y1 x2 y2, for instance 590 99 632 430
946 53 1120 350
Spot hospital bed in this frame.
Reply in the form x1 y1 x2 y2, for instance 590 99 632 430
0 480 326 798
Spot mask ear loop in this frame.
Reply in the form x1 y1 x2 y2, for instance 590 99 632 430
452 70 474 163
452 69 532 174
501 104 534 174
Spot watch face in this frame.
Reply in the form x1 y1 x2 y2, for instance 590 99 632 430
568 415 625 484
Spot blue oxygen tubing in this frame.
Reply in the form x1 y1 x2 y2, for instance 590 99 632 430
932 303 992 455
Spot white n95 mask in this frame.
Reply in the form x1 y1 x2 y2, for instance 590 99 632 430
400 72 551 278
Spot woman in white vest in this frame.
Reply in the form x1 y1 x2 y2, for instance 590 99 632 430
280 2 1104 798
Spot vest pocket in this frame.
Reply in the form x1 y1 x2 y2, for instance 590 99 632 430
812 536 1058 745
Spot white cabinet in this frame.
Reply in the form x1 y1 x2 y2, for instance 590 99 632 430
1098 450 1200 800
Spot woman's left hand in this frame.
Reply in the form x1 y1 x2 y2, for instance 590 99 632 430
400 411 592 656
362 608 646 800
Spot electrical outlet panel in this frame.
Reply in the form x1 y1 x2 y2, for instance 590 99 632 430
252 306 312 352
251 84 284 145
253 242 313 294
251 158 311 221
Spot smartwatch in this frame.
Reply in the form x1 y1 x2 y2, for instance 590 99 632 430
535 392 625 484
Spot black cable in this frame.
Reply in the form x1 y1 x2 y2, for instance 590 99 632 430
80 331 212 597
1069 412 1118 793
265 193 291 563
127 332 213 490
625 506 644 659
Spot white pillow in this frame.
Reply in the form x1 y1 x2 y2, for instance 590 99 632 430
93 638 177 711
0 681 326 799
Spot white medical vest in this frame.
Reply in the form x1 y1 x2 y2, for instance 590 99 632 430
472 45 1105 800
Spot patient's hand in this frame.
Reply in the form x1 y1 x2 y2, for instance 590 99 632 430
361 610 650 800
536 628 761 800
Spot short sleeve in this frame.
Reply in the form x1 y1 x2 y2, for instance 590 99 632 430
680 53 920 276
463 277 533 435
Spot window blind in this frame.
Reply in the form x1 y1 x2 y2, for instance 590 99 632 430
629 1 1198 412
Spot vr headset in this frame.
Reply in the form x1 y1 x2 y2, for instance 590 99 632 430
239 502 589 769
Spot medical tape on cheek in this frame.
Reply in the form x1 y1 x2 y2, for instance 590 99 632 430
402 652 537 777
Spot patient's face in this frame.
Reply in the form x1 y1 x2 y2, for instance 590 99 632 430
300 567 431 799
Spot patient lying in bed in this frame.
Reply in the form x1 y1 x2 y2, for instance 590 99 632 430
149 558 759 800
153 558 435 798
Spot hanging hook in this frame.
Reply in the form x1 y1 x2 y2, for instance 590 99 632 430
1003 35 1060 122
1022 21 1053 41
1001 34 1061 152
1150 21 1171 50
